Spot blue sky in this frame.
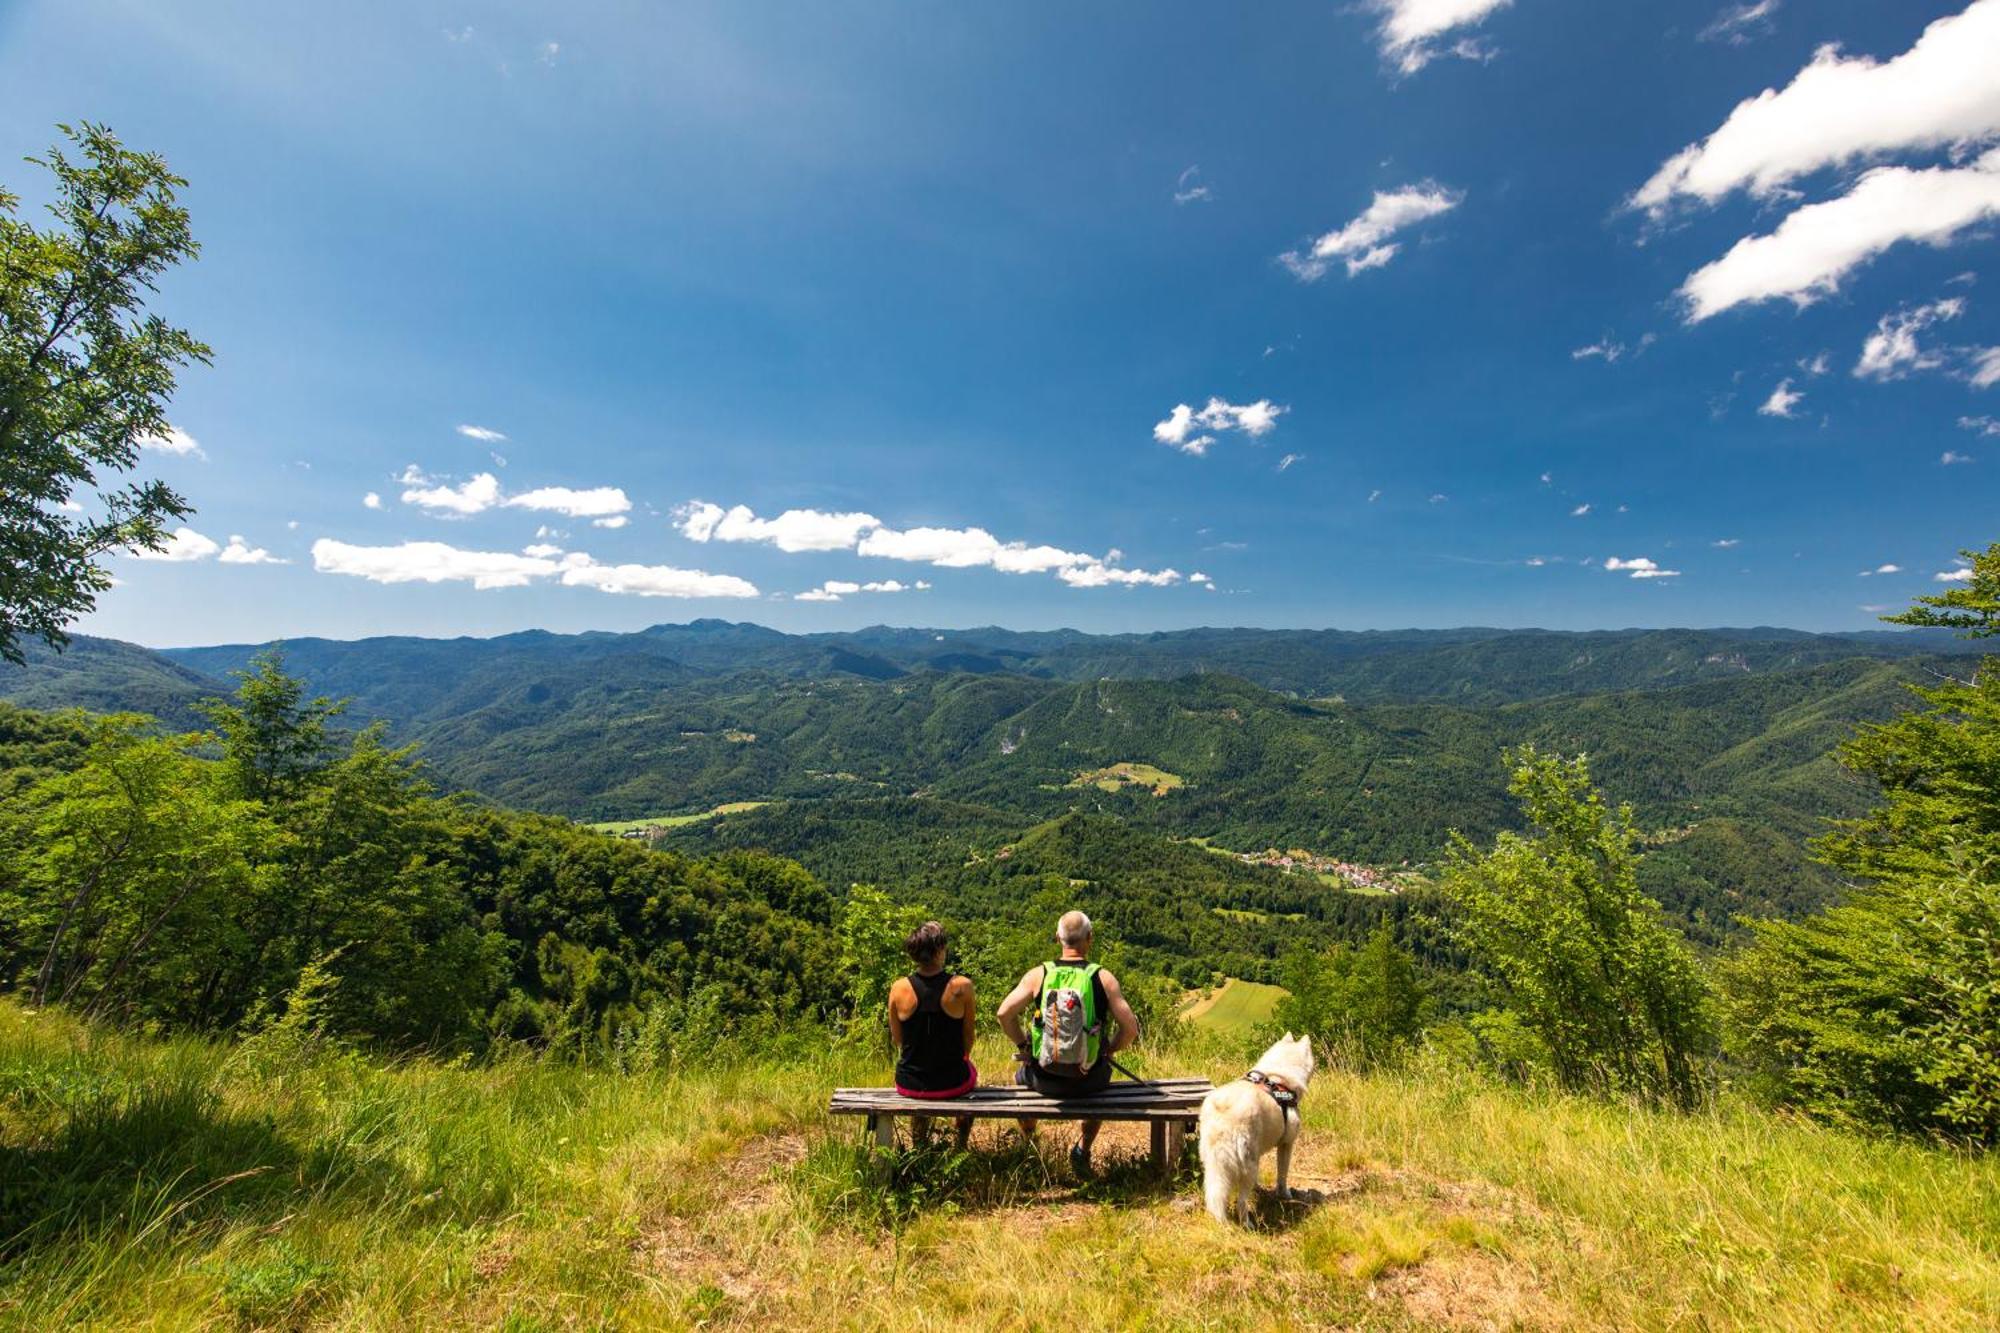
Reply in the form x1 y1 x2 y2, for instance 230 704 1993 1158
3 0 1996 645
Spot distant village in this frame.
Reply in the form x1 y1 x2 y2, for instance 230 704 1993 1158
1234 847 1404 892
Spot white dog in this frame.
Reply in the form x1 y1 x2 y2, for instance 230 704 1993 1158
1198 1032 1315 1225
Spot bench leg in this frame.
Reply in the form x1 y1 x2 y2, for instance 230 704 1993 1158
1168 1120 1187 1176
865 1112 895 1180
1150 1121 1168 1177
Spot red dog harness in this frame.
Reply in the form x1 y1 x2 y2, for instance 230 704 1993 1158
1243 1068 1300 1110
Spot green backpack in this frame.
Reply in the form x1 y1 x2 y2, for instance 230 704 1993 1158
1033 960 1102 1074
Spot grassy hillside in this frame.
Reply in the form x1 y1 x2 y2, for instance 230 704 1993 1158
1182 978 1288 1035
4 1002 1996 1329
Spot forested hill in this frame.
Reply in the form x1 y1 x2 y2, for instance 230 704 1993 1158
128 620 1975 717
0 624 1963 940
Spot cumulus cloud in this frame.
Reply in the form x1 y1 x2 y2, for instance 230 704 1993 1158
1056 562 1182 588
1604 556 1681 579
1369 0 1512 75
313 538 558 589
1153 398 1287 454
674 501 880 552
456 424 507 443
127 527 220 562
218 535 287 565
363 492 383 510
311 539 758 597
793 578 928 602
522 543 564 558
399 469 632 521
554 554 757 599
1279 184 1462 281
1963 414 2000 436
1943 450 1975 464
504 484 631 519
1680 149 2000 321
1636 2 2000 216
1936 565 1975 582
136 426 204 458
402 470 503 515
1858 563 1902 576
674 500 1179 591
1699 0 1780 45
1854 297 1966 378
1759 379 1804 417
1713 537 1741 548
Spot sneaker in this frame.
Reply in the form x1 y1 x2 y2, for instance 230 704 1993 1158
1069 1145 1092 1179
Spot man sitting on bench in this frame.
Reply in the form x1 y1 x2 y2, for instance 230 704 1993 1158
996 910 1142 1177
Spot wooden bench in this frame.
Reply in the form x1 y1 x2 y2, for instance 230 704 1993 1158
829 1077 1213 1176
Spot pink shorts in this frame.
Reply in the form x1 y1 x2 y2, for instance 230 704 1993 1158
895 1060 979 1100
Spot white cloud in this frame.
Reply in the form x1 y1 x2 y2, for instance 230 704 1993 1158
1971 346 2000 388
1174 166 1212 205
1570 503 1592 517
455 424 507 443
402 470 503 515
127 526 220 562
1368 489 1383 503
1962 414 2000 436
555 554 757 599
537 40 560 66
1279 184 1462 281
1636 2 2000 216
1571 338 1625 363
1798 351 1831 376
1936 565 1975 582
363 492 383 510
1369 0 1513 75
310 539 757 597
1699 0 1780 45
313 538 558 589
1943 450 1975 464
1056 562 1181 588
218 535 287 565
1712 537 1741 548
1277 453 1303 471
522 543 564 558
1759 379 1804 417
793 578 926 602
1680 148 2000 321
1854 297 1966 378
1189 571 1214 585
136 426 204 458
1859 563 1902 576
674 501 880 552
1153 397 1287 454
504 484 631 519
1605 556 1681 579
593 514 629 529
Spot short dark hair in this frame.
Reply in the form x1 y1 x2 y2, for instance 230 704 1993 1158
905 920 948 964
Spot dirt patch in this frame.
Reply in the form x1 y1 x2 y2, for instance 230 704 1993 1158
724 1129 808 1209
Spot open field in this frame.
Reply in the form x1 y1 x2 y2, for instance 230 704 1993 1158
4 1002 1999 1330
587 801 768 834
1068 762 1185 796
1181 978 1289 1035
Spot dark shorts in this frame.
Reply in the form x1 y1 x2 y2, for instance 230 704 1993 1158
1015 1059 1114 1098
895 1059 979 1100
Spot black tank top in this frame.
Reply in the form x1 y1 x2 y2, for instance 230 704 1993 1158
895 970 970 1091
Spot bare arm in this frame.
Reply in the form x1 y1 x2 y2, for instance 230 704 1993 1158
947 975 978 1051
996 966 1042 1051
1099 969 1141 1054
886 977 914 1050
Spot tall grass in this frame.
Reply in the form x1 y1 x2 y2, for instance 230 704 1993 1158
3 1002 1997 1329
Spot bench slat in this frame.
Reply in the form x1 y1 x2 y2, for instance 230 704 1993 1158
829 1076 1214 1123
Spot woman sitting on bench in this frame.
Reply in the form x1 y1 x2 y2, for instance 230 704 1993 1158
887 920 977 1150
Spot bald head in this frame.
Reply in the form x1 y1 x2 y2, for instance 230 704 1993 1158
1056 911 1093 952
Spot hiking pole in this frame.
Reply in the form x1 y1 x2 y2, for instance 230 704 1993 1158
1108 1055 1150 1086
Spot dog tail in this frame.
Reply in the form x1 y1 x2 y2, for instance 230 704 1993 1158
1198 1100 1256 1225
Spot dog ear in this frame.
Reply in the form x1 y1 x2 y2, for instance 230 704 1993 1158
1283 1031 1295 1043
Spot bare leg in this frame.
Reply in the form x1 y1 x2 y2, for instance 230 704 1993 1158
1017 1118 1037 1141
954 1117 973 1152
1080 1119 1101 1154
910 1114 932 1144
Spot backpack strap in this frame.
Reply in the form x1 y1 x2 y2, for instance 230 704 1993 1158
1245 1068 1301 1110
